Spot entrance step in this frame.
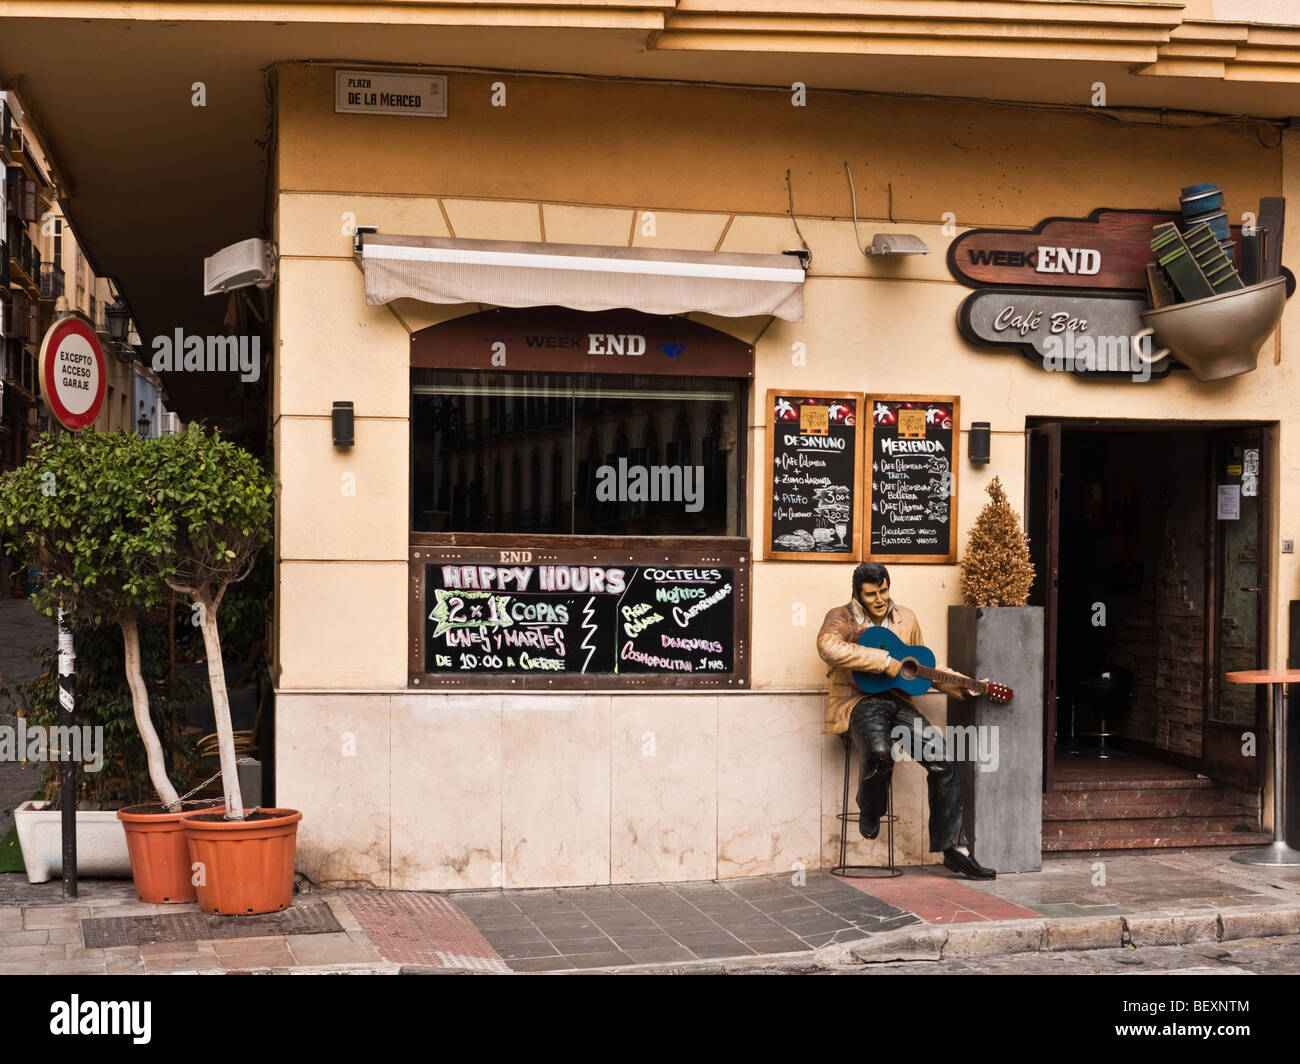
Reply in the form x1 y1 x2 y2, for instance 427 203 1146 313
1043 829 1273 851
1047 813 1260 838
1043 772 1263 851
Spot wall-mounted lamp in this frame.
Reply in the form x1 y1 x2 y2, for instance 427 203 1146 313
332 401 355 448
864 233 931 256
969 422 991 465
105 298 131 342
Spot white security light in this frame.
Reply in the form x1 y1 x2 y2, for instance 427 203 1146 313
865 233 931 256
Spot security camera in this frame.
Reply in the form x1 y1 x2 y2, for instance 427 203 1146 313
203 237 277 296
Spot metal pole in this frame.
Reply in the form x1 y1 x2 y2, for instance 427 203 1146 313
1232 681 1300 865
57 606 77 898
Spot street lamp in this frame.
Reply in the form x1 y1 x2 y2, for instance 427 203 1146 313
105 298 131 343
137 401 151 439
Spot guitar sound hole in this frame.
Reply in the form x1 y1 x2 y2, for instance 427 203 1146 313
899 659 918 680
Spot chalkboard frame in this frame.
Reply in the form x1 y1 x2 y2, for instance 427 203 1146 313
865 394 960 564
763 389 865 562
407 535 751 689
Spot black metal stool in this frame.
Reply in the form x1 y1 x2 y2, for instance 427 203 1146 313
831 734 902 878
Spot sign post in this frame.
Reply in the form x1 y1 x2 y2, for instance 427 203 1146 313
57 607 77 898
36 317 105 895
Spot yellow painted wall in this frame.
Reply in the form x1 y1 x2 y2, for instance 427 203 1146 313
274 62 1298 698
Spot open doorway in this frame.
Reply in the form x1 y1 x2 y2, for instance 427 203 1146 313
1027 421 1270 849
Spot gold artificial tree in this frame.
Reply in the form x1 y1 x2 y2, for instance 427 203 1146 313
960 476 1036 607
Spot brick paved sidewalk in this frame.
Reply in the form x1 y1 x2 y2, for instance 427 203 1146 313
2 848 1299 974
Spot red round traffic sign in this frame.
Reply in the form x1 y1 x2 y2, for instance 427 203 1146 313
38 316 107 431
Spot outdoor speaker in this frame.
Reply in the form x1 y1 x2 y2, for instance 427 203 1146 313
969 422 991 464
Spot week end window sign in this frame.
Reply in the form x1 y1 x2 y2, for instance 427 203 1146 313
764 391 864 561
867 396 960 564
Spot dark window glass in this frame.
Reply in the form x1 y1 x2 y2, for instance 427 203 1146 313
411 370 742 536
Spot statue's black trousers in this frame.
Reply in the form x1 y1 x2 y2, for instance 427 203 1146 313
848 695 970 853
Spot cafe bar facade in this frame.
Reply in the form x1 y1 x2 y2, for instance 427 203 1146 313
268 62 1300 891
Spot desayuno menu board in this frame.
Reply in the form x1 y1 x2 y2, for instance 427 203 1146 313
410 549 750 688
866 395 960 563
764 391 864 561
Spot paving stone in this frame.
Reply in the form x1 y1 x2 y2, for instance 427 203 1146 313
470 915 538 931
623 945 696 964
546 937 618 953
564 951 635 968
47 959 109 975
741 937 812 954
1044 917 1123 951
0 908 22 930
682 941 754 959
286 932 380 966
508 956 573 972
609 934 679 949
0 944 63 961
495 942 564 959
105 950 146 974
871 914 923 932
1219 907 1300 942
0 961 46 975
849 925 948 963
943 920 1046 959
24 907 90 929
0 929 48 946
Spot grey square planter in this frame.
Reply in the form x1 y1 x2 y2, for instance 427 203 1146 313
947 605 1045 874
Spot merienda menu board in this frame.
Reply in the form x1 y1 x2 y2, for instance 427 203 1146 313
866 395 960 563
409 547 750 689
764 390 864 561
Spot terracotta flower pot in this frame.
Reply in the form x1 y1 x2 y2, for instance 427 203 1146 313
117 802 221 903
180 807 302 915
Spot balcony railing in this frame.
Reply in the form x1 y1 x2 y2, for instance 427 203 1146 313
37 262 63 301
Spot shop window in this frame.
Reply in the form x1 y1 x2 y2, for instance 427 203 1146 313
550 448 564 531
411 369 744 537
510 454 522 531
530 451 542 528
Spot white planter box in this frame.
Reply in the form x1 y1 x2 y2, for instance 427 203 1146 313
12 801 132 884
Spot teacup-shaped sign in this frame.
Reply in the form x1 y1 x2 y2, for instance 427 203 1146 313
1134 276 1287 382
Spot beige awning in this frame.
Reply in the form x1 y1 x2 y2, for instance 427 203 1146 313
356 232 805 321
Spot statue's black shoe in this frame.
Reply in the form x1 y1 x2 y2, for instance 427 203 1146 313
943 848 996 880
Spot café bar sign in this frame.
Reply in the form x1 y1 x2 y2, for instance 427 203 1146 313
948 208 1214 380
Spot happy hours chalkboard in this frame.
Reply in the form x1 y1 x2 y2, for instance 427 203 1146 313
764 391 864 561
867 396 960 563
409 546 750 688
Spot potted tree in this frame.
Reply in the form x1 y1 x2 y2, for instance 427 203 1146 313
0 431 215 897
134 426 292 914
947 476 1044 874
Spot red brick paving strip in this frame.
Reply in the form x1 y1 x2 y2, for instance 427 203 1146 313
343 892 509 972
842 869 1041 924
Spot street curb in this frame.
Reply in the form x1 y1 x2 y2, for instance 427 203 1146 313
526 905 1300 974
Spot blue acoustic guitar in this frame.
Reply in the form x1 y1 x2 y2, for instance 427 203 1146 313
852 626 1014 703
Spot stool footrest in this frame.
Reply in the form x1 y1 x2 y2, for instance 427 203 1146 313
830 865 903 879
